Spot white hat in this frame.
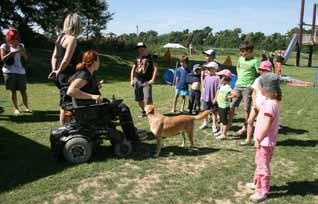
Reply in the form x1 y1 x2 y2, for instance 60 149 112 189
203 49 216 57
204 62 219 70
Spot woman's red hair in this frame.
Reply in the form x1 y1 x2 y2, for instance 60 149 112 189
6 28 20 43
76 50 99 71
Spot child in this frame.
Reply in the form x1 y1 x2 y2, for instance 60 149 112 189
172 56 190 113
241 60 273 146
275 56 283 76
214 69 235 139
187 64 201 115
199 62 220 133
230 41 260 136
247 73 281 203
0 28 31 115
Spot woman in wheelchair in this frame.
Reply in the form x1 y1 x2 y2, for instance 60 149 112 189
67 50 140 142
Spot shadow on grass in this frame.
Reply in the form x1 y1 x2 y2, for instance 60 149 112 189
270 180 318 198
279 125 309 135
0 110 59 123
277 139 318 147
0 126 71 192
92 142 220 161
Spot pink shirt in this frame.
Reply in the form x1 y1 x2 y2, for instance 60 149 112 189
254 99 280 147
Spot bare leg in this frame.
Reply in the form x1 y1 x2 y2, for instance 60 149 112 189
172 95 178 112
228 108 235 129
20 90 30 111
246 109 257 143
181 96 186 112
138 101 145 111
11 90 19 112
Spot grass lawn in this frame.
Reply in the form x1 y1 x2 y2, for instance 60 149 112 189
0 48 317 204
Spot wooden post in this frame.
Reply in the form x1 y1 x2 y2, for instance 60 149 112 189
308 3 316 67
297 0 306 66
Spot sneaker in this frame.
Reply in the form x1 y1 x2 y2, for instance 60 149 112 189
245 182 256 190
13 109 20 116
249 192 267 203
212 125 218 133
240 140 253 146
214 131 222 137
24 108 32 113
216 134 226 140
234 127 246 137
199 122 208 129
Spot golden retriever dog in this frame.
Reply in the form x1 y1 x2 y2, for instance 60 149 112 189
144 105 210 157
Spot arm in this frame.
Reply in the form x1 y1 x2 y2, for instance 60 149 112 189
18 44 28 60
0 48 18 62
67 78 102 103
213 90 219 104
252 90 256 108
130 63 136 87
255 115 273 148
51 47 57 71
148 63 158 84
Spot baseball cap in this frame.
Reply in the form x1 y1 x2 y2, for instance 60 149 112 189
259 73 281 94
204 62 219 70
193 64 201 72
216 69 232 79
136 42 147 49
259 61 273 72
203 49 216 57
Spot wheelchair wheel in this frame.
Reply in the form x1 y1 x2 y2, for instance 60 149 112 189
63 136 92 163
114 139 132 158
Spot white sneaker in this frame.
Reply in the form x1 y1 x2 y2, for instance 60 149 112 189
199 122 208 129
216 134 226 140
249 192 267 203
214 131 222 137
245 182 256 190
212 126 218 133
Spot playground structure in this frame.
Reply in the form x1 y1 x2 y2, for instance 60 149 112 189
293 0 318 67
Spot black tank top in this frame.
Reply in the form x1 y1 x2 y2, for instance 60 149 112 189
55 33 81 76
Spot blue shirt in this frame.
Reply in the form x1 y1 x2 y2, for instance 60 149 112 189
175 67 190 90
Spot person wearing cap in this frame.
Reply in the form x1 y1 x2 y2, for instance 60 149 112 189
214 69 236 139
199 61 220 132
241 60 273 146
130 42 158 117
229 41 260 136
171 56 190 113
187 64 202 114
200 49 219 86
246 72 281 203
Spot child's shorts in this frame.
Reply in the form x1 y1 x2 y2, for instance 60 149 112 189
203 101 218 113
218 107 230 125
176 88 189 96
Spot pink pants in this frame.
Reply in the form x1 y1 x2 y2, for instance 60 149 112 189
253 146 274 195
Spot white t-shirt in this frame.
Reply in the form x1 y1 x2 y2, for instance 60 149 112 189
1 43 26 74
252 76 266 109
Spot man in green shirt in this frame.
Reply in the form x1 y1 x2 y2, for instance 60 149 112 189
229 41 260 136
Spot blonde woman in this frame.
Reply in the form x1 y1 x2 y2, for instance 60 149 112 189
49 13 82 125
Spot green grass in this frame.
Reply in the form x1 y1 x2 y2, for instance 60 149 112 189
0 48 318 204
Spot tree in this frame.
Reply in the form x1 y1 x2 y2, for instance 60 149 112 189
0 0 113 39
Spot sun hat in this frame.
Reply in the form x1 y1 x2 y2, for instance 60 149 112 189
259 73 281 94
204 61 219 70
259 61 273 72
216 69 232 79
193 64 201 72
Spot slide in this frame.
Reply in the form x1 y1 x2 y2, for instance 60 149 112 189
283 34 298 62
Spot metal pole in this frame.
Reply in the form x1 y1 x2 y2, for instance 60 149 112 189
297 0 305 66
308 4 316 67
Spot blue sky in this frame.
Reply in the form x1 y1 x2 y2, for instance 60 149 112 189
106 0 318 35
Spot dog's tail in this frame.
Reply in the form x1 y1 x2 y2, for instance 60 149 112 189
193 110 211 120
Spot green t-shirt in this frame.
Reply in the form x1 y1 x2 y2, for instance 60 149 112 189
217 84 232 108
236 56 260 87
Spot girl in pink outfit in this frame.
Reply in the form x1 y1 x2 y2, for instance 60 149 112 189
247 73 281 203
